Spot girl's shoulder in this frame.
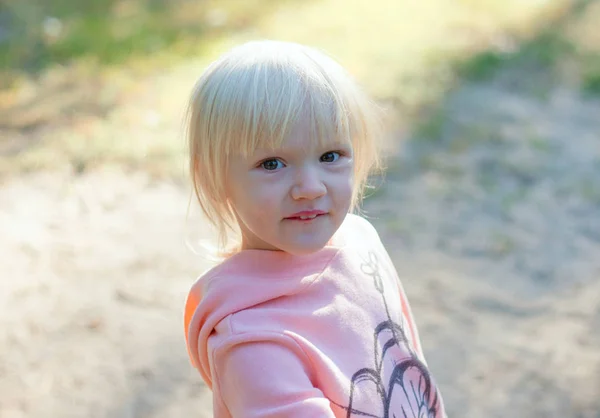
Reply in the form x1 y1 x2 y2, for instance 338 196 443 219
347 213 378 232
335 213 382 247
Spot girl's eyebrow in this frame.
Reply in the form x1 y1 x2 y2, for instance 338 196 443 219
257 141 350 152
250 141 352 159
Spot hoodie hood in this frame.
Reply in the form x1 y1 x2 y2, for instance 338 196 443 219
184 244 342 387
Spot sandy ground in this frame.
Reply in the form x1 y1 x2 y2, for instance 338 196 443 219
370 81 600 417
2 59 600 417
1 168 219 418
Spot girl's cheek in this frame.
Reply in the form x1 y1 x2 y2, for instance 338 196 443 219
335 165 354 182
247 176 282 200
341 171 355 197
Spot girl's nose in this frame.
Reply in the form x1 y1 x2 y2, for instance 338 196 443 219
291 167 326 200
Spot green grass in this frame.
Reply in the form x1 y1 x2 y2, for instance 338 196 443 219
582 57 600 96
456 0 600 97
0 0 290 87
570 1 600 96
0 0 588 177
406 0 599 161
458 33 574 82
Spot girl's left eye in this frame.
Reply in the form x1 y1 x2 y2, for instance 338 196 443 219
320 151 341 163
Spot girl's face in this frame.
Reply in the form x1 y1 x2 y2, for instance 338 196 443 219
226 118 354 255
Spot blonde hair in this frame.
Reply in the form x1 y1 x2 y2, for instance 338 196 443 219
186 40 383 257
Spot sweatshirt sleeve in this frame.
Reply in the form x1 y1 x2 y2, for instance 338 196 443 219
211 334 336 418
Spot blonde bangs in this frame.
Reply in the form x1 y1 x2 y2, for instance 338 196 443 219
208 54 361 158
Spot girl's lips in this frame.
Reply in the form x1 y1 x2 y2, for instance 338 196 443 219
285 210 327 219
285 213 327 221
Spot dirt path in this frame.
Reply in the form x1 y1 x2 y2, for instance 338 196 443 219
2 47 600 418
1 169 214 418
368 80 600 416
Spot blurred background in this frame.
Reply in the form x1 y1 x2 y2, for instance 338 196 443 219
1 0 599 417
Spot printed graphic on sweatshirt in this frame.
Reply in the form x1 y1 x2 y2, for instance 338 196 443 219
331 251 444 418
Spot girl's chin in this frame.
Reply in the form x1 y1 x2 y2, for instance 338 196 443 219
280 239 333 256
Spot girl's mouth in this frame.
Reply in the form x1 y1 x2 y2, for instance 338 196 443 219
285 211 327 222
287 214 324 221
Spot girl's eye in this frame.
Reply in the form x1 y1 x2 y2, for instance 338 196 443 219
260 159 284 171
320 151 341 163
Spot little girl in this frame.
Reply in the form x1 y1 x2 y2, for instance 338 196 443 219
183 40 447 417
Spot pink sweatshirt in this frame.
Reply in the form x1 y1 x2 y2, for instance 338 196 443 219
184 214 446 417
